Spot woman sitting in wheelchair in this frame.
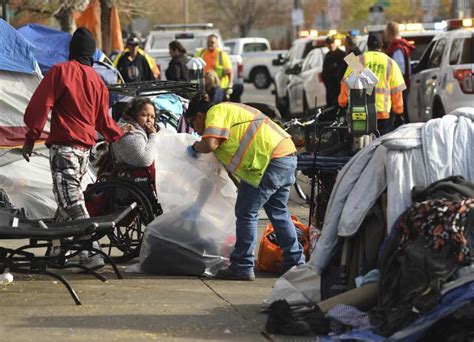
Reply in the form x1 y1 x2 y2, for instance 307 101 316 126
113 97 159 168
93 96 159 187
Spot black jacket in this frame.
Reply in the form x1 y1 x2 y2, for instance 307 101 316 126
116 52 154 83
165 54 189 81
322 48 346 87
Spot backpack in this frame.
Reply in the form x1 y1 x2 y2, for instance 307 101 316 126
256 215 310 273
375 198 474 337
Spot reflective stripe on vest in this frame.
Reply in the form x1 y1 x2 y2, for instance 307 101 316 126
227 112 266 173
207 103 290 186
360 52 391 115
384 59 393 112
203 126 230 138
218 51 223 69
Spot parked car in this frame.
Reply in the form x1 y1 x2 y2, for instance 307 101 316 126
224 37 287 89
144 23 244 99
272 35 327 118
286 46 329 117
408 19 473 122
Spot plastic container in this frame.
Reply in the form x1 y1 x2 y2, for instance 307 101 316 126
0 272 14 284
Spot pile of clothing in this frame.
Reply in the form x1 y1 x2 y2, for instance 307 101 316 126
264 175 474 340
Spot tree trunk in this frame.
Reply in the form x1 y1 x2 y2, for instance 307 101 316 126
100 0 112 55
55 7 76 33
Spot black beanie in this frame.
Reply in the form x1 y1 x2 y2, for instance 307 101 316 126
69 27 96 66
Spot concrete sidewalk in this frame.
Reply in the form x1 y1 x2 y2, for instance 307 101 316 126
0 193 310 341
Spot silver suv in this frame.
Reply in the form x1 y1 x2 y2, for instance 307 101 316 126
408 20 473 122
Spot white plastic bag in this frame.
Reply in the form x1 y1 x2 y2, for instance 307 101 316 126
139 130 237 276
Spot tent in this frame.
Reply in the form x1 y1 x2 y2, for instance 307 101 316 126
17 23 119 84
264 108 474 334
0 19 56 218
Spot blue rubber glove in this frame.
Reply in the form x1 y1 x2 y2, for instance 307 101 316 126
186 145 200 159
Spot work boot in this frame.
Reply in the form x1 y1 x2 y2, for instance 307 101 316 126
214 267 255 281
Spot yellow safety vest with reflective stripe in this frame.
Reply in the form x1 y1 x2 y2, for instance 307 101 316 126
202 103 291 187
195 48 231 89
342 51 406 118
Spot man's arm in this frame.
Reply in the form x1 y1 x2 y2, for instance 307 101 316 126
192 137 223 153
222 52 234 88
392 49 406 76
22 66 65 161
23 66 63 145
338 82 349 108
391 91 404 115
95 85 124 143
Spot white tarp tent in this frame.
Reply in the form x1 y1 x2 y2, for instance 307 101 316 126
0 19 55 218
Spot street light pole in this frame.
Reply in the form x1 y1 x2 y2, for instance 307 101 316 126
183 0 189 25
294 0 300 39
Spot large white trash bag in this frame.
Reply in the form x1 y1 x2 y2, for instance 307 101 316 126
0 150 56 218
139 130 237 276
0 148 96 219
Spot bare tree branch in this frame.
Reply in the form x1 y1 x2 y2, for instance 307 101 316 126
212 0 270 37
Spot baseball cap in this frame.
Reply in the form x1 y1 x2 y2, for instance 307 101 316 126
367 32 383 50
126 36 140 46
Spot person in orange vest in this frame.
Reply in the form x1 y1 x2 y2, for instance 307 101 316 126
338 32 406 135
184 95 305 280
195 34 233 99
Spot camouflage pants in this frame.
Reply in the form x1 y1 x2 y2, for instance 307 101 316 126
49 145 90 221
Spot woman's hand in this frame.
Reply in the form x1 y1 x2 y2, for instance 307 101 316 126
144 121 157 134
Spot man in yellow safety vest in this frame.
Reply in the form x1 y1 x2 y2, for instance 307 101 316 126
184 95 305 280
195 34 233 98
338 32 406 134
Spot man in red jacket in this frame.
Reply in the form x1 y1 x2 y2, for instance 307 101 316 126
385 22 415 123
22 28 124 268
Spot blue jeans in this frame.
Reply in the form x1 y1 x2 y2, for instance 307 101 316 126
230 155 305 276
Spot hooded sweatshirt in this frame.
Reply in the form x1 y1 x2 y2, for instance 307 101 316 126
24 27 123 148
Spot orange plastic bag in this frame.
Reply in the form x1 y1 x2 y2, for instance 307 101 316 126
256 215 310 273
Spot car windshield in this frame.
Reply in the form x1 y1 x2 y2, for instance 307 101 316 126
224 42 237 55
288 41 306 62
402 34 436 61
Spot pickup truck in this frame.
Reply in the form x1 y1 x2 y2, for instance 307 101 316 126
224 37 287 89
144 23 244 101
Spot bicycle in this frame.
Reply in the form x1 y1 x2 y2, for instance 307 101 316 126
282 107 351 203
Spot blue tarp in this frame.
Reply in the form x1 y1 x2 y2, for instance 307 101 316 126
0 19 37 74
17 23 104 75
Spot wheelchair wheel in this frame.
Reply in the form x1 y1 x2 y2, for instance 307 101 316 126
84 179 155 263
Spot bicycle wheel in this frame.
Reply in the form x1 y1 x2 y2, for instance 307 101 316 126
294 169 309 203
84 179 155 263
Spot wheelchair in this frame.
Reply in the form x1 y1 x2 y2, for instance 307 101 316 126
84 144 163 263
